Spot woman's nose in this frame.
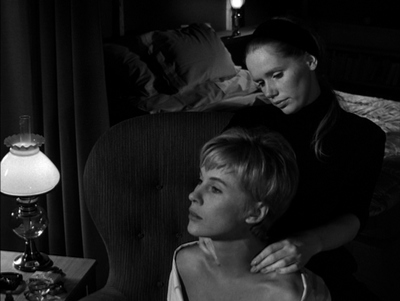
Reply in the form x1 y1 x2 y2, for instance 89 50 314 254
189 187 203 204
263 82 278 99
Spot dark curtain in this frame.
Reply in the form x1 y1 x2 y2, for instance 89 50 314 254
1 0 110 287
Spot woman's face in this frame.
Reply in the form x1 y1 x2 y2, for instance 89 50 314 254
187 167 253 240
245 44 320 114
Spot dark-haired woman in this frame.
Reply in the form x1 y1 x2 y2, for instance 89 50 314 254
226 17 386 300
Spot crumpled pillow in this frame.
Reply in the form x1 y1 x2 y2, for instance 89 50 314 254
138 23 237 94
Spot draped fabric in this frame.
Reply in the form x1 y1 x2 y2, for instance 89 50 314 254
1 0 110 286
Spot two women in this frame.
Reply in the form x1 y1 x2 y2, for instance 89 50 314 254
169 17 385 300
168 127 331 301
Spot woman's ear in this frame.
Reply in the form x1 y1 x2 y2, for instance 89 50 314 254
245 202 269 225
306 54 318 71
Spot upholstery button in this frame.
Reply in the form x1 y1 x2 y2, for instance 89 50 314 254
156 281 164 287
156 184 163 190
137 233 145 239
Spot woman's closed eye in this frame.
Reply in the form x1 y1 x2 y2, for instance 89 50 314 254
255 72 283 88
210 185 222 194
272 72 283 79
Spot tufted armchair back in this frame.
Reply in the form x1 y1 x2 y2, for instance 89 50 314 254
81 112 233 300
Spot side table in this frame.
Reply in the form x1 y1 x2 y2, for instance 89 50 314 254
1 250 96 301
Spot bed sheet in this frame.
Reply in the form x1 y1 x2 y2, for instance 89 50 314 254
337 90 400 157
137 68 263 113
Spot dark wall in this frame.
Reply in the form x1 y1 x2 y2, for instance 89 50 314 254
306 0 400 29
100 0 400 38
123 0 226 33
100 0 288 38
100 0 230 37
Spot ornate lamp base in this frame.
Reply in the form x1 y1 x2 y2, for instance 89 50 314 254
231 8 243 37
13 239 53 272
10 198 53 272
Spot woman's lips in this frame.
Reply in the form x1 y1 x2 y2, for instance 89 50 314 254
272 98 288 109
188 209 202 220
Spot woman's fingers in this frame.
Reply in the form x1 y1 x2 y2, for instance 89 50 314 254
251 242 285 266
260 259 300 274
275 264 300 274
250 240 302 273
256 255 300 274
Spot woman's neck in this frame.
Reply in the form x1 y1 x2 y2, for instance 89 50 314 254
201 237 266 278
305 75 321 107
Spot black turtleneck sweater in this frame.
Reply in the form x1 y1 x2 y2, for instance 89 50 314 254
227 89 386 275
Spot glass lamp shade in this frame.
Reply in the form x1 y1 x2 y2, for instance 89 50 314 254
230 0 246 9
1 135 60 197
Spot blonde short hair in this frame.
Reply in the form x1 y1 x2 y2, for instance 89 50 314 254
200 127 298 239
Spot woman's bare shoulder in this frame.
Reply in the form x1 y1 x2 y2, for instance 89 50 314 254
261 271 305 301
176 243 203 274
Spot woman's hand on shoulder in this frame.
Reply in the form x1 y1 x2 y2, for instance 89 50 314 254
250 232 322 274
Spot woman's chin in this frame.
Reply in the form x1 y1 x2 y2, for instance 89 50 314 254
187 223 200 236
278 102 296 115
